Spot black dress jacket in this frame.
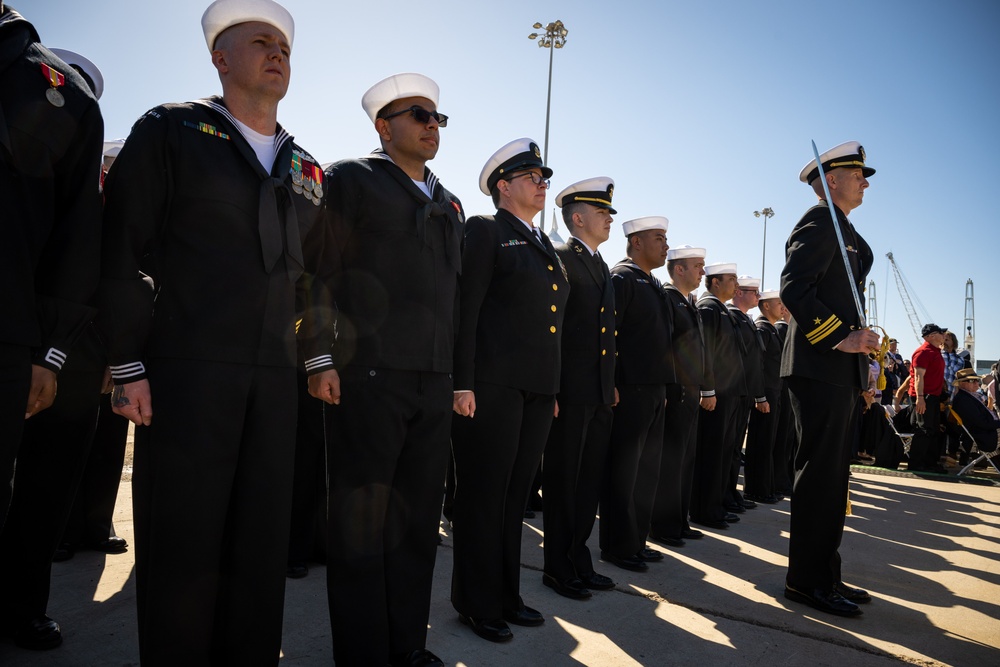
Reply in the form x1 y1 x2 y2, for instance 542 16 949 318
553 238 616 406
302 155 464 374
755 315 783 392
609 259 674 387
662 283 705 389
697 294 746 398
101 97 324 380
0 8 103 371
454 209 569 395
780 201 873 389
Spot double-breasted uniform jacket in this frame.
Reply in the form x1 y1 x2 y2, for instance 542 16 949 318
662 283 705 389
101 97 325 378
454 208 569 395
780 200 873 390
697 294 746 398
755 316 783 392
609 259 675 387
301 154 464 374
0 8 103 372
553 237 616 406
729 305 766 402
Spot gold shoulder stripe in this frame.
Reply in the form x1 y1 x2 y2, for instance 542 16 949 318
806 315 842 344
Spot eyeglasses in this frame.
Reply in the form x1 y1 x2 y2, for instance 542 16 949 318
738 288 760 296
380 105 448 127
506 171 551 189
962 379 982 385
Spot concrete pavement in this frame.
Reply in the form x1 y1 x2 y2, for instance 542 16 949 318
2 467 998 666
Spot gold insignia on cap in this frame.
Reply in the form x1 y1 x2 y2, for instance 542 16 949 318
608 184 614 197
858 145 866 161
533 144 541 158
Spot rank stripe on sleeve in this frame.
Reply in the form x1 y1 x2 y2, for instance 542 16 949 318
805 314 842 344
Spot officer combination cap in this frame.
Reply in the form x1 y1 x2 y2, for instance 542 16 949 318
759 289 781 300
704 262 737 276
799 140 876 184
921 323 945 337
202 0 294 51
667 245 705 261
362 73 440 124
479 138 552 196
737 275 761 289
49 48 103 100
555 177 616 214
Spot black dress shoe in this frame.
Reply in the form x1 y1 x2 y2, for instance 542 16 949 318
390 648 445 667
784 585 862 617
286 563 308 579
458 615 513 642
723 503 746 514
503 605 544 627
601 551 648 572
579 572 615 590
834 581 871 603
650 534 685 548
741 499 757 509
636 547 664 562
542 573 592 600
14 616 62 650
680 528 704 539
523 508 536 519
690 517 728 530
723 512 740 523
89 536 128 554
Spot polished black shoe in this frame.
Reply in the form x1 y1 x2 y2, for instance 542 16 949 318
14 616 62 650
523 508 536 519
390 648 445 667
784 585 862 617
636 547 664 562
89 536 128 554
650 534 685 548
723 512 741 523
690 517 728 530
579 572 616 590
680 528 704 539
503 605 544 627
286 563 308 579
601 551 648 572
744 493 780 505
741 498 758 509
723 503 746 514
834 581 871 603
458 615 513 642
542 573 592 600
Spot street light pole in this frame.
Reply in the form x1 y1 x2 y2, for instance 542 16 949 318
529 20 567 230
753 207 774 285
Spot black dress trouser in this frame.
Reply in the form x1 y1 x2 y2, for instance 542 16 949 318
650 384 700 538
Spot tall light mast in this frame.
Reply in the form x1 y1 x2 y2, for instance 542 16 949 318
964 279 975 366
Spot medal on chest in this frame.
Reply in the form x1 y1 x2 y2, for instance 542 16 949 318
290 150 323 206
40 63 65 107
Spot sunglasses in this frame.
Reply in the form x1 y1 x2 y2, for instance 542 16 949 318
506 171 551 189
381 105 448 127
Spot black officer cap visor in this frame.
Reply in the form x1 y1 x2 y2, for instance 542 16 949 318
487 153 553 192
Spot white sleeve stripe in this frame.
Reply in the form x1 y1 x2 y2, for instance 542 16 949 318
44 348 67 369
109 362 146 379
304 355 333 371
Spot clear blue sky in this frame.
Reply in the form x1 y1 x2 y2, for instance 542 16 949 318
26 0 1000 366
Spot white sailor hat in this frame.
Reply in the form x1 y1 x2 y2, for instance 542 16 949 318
201 0 294 51
50 48 103 100
103 139 125 159
479 138 552 196
759 289 781 300
666 245 706 261
737 275 761 289
555 177 616 214
621 216 668 237
799 140 876 184
362 73 440 124
704 262 737 276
